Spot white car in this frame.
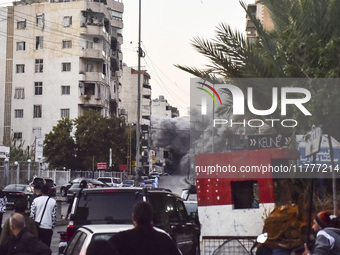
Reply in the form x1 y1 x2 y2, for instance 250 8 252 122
59 224 133 255
97 177 121 187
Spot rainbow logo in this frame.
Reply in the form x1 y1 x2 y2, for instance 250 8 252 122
196 82 222 106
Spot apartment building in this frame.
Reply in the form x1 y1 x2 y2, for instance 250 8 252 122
246 1 273 43
0 0 124 159
152 95 179 119
120 65 151 126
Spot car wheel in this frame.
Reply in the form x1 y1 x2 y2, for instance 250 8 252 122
61 187 67 197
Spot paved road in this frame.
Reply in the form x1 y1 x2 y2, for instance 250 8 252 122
2 174 193 254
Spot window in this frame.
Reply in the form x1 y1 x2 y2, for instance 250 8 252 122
62 40 72 49
17 20 26 29
33 105 42 118
62 63 71 72
61 108 70 118
63 16 72 27
34 82 43 95
16 42 25 51
13 132 22 139
86 41 93 49
111 10 123 20
16 64 25 73
35 59 43 73
231 181 259 209
61 85 70 95
36 14 44 28
14 87 25 99
36 36 43 50
85 64 93 72
15 109 23 118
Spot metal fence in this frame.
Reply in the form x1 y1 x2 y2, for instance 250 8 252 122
0 161 126 190
202 237 255 255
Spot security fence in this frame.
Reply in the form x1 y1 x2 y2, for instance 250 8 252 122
0 161 126 191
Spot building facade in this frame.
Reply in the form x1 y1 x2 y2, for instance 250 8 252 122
0 0 124 159
120 65 151 126
151 95 179 119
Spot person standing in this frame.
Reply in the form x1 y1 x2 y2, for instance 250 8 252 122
0 213 51 255
303 211 340 255
30 184 57 247
0 189 7 234
110 201 182 255
0 198 38 244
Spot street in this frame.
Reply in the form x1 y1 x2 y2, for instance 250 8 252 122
2 174 192 254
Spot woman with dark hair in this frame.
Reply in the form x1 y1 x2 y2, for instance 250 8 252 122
0 189 7 234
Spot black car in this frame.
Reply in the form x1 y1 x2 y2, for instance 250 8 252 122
65 187 200 255
30 176 56 197
60 178 84 197
2 184 34 209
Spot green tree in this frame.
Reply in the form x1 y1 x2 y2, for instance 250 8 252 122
44 118 76 169
10 138 32 161
74 110 127 170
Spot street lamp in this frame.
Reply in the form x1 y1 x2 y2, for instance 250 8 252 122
14 161 19 184
27 159 31 182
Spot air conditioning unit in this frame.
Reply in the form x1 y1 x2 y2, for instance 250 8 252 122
93 37 99 43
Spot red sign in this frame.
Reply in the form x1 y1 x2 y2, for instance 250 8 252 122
97 162 107 170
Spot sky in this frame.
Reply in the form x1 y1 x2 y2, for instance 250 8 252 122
0 0 255 116
122 0 255 116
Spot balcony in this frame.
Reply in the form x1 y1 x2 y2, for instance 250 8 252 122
107 0 124 13
81 25 110 41
82 48 105 60
80 94 107 108
80 72 107 83
111 19 123 29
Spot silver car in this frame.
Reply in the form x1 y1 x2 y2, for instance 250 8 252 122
59 224 133 255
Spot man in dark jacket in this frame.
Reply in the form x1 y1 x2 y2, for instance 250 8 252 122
303 211 340 255
110 201 182 255
0 213 51 255
0 198 38 244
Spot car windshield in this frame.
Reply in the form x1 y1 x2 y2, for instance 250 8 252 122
98 178 110 183
3 185 25 192
92 233 115 241
75 192 143 224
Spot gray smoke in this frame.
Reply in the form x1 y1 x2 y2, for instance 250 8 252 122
151 115 190 174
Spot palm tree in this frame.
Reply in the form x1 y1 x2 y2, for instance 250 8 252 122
176 0 340 138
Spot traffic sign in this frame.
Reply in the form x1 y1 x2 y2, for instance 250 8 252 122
97 162 107 170
305 127 322 157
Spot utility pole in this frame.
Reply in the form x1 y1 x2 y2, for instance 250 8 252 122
136 0 142 178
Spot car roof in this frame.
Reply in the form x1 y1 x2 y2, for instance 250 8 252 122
80 224 133 233
77 187 175 196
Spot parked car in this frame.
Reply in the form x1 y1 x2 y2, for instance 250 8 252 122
119 180 135 187
65 187 200 255
60 178 84 197
30 176 56 197
97 177 121 187
66 179 107 202
142 179 156 188
59 224 133 255
2 184 34 209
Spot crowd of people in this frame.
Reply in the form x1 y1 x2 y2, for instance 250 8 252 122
1 181 340 255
